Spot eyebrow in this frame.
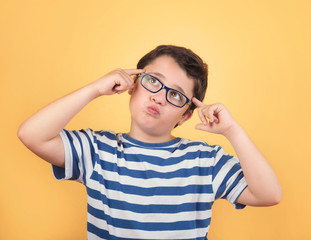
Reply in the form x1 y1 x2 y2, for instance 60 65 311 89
147 72 187 95
148 71 166 79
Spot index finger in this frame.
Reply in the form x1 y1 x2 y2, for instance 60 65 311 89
124 69 145 76
192 97 205 108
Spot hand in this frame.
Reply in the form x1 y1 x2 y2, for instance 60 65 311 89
94 68 145 96
192 97 240 137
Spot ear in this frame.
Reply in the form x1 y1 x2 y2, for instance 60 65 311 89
177 110 193 126
128 75 139 95
128 84 138 95
128 88 134 95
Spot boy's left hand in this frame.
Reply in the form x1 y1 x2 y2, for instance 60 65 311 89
192 97 239 137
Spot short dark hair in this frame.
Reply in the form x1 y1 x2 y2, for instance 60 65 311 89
137 45 208 112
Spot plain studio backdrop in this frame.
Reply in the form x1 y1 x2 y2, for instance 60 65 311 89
1 0 310 239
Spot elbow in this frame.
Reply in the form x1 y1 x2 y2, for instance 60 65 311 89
17 123 33 147
17 124 26 143
267 187 283 206
272 181 283 205
274 189 283 205
253 186 283 207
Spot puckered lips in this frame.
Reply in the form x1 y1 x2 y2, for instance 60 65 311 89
146 105 160 116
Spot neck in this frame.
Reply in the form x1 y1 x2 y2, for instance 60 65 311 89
128 125 175 143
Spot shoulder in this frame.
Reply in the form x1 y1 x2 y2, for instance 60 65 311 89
92 129 117 139
179 138 219 149
178 138 222 157
64 129 118 145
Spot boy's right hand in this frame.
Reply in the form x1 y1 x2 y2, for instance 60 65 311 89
94 69 145 96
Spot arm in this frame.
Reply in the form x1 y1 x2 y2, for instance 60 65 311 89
17 69 144 167
192 97 282 206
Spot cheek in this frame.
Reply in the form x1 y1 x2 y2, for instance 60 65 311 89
129 88 145 111
164 108 185 122
132 84 146 99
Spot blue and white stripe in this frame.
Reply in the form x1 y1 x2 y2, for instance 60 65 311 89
52 129 247 240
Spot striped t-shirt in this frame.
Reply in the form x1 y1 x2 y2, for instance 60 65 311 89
52 129 247 240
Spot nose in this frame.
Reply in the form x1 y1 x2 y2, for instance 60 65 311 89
151 89 166 105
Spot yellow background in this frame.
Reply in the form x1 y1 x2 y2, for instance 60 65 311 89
1 0 310 239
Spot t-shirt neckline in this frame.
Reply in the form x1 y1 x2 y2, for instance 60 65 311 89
121 133 182 148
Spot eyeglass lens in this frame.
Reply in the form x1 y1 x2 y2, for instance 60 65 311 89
141 74 187 107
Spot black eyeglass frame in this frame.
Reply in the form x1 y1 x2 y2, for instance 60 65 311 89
138 73 191 108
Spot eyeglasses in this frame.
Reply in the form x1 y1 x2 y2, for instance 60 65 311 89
138 73 191 108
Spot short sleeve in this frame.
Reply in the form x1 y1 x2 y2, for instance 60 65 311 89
212 146 248 209
52 129 95 184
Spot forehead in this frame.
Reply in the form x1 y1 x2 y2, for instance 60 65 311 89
143 56 194 96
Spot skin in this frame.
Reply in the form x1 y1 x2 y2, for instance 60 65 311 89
192 99 282 206
128 56 194 143
17 55 282 207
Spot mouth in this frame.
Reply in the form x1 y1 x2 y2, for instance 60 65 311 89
147 105 160 116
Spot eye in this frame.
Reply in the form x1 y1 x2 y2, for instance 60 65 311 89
145 75 160 85
169 90 182 101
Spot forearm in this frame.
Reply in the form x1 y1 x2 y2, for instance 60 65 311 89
18 82 100 144
225 124 282 204
192 99 282 205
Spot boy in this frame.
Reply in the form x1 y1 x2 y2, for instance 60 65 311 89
18 45 282 240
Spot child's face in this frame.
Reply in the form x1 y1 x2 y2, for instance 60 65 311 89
129 55 194 139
